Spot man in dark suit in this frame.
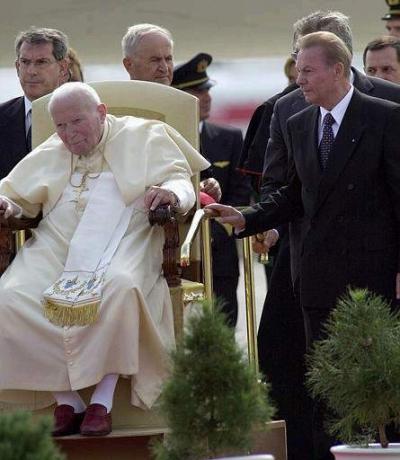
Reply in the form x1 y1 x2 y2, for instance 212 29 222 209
238 11 400 460
172 53 251 327
262 11 400 282
0 27 68 179
207 31 400 460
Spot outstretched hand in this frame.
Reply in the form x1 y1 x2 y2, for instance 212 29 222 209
204 203 246 231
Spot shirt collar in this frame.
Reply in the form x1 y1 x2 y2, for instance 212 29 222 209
24 96 32 117
320 85 354 128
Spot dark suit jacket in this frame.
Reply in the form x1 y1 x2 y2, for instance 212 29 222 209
261 68 400 280
200 121 251 277
0 96 30 179
241 89 400 313
238 82 298 192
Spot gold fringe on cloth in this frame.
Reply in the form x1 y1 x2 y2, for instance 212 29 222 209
42 298 99 326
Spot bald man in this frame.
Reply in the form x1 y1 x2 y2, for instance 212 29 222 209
0 82 208 437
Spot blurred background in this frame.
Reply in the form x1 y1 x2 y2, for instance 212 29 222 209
0 0 386 131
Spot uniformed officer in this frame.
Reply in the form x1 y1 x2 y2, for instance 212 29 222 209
382 0 400 37
172 53 251 327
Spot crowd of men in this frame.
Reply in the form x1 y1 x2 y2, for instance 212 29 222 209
0 1 400 459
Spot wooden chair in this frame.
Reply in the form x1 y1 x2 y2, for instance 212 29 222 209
0 81 207 437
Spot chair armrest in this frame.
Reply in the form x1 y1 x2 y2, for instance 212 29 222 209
0 213 42 276
148 205 181 287
148 205 175 226
0 212 42 231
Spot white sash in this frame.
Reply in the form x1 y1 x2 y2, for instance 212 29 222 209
42 172 134 327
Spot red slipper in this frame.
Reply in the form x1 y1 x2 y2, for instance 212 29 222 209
80 403 112 436
52 404 85 437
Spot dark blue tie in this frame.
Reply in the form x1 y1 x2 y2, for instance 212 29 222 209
319 113 335 170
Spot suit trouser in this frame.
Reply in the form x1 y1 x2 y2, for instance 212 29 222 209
213 275 239 327
258 235 313 460
211 221 239 328
302 307 337 460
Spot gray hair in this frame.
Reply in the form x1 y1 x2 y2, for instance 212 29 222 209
48 82 101 113
293 10 353 55
121 23 173 57
15 26 69 61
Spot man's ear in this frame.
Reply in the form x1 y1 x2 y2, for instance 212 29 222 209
123 57 133 74
15 59 20 76
58 59 69 81
97 103 107 122
334 62 345 80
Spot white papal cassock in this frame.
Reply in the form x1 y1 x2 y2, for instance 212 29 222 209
0 114 209 411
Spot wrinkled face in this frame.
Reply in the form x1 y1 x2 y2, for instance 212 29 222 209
365 47 400 84
186 87 211 121
296 46 339 108
123 33 173 85
51 96 107 155
386 18 400 38
16 41 68 101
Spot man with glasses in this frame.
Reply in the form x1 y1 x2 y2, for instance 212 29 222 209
0 27 69 178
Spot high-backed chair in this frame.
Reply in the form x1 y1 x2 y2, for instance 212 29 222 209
0 80 207 434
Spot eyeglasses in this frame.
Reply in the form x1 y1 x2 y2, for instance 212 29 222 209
17 58 58 69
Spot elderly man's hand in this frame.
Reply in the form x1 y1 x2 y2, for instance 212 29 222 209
200 178 222 203
204 203 245 231
251 229 279 254
0 197 15 219
144 186 179 211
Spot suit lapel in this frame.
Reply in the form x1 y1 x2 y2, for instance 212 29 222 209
1 97 28 154
315 90 365 213
295 106 321 185
352 67 374 95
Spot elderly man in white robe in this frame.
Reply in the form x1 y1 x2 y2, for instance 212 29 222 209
0 82 208 437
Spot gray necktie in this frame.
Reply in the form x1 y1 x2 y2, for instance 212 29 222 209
319 113 335 170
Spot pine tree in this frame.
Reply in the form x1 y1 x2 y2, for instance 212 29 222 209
307 288 400 447
0 411 64 460
153 300 274 460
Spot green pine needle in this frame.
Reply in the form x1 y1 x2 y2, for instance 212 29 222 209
0 411 64 460
153 298 274 460
307 288 400 448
